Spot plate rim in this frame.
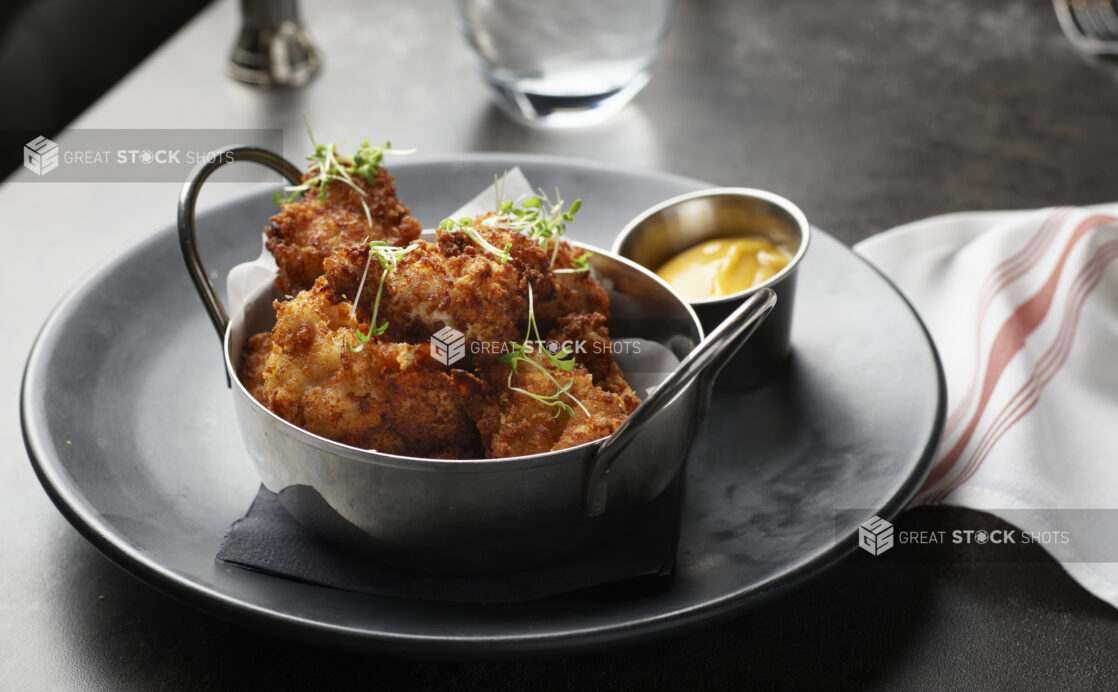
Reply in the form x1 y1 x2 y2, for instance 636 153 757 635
20 152 945 657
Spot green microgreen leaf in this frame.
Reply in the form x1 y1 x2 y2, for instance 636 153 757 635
553 251 593 274
496 284 588 418
474 179 583 267
344 238 418 352
274 120 414 231
438 215 512 263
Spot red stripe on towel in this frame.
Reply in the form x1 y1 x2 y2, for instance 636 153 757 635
919 215 1115 495
942 208 1069 440
929 237 1118 504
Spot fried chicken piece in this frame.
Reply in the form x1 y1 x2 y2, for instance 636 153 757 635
238 331 272 402
247 279 485 457
537 236 610 325
469 352 640 458
322 240 526 362
321 219 609 361
546 312 632 395
266 165 422 295
244 188 639 459
435 221 609 326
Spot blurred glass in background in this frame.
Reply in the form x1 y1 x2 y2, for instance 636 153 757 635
1053 0 1118 54
455 0 675 128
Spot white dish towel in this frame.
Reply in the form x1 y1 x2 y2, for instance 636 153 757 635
855 204 1118 606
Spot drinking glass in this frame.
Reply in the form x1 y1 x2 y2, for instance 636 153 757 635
455 0 675 127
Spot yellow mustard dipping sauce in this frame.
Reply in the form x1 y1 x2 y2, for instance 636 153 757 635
655 237 792 301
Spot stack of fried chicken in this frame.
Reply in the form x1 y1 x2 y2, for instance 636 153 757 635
239 153 640 459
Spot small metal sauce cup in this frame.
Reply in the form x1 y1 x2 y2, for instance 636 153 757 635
613 188 810 388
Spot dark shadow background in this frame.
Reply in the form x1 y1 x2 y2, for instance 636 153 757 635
0 0 212 179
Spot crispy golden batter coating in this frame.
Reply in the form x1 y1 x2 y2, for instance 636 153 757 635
241 182 641 459
322 220 607 355
546 312 632 395
239 331 272 402
323 238 526 358
266 166 421 295
536 236 610 324
252 279 485 457
469 352 640 458
436 222 609 324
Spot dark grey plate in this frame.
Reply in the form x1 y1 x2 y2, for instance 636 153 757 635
21 154 943 657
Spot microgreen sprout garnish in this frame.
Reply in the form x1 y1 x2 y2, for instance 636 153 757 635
496 284 589 418
436 173 585 268
274 118 415 230
345 240 418 353
437 216 512 263
476 181 583 267
553 251 593 274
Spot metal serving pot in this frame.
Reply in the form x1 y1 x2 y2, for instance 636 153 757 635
178 146 775 576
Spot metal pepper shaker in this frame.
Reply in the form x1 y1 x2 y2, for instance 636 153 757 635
228 0 322 87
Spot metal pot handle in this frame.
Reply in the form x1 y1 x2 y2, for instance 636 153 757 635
583 288 777 516
177 145 302 346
